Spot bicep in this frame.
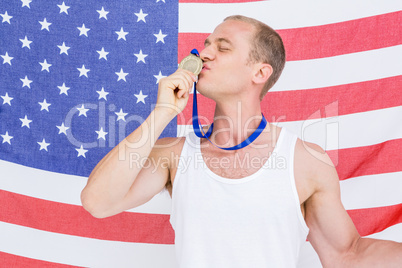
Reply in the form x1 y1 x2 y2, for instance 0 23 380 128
302 145 360 265
306 185 359 265
117 139 175 212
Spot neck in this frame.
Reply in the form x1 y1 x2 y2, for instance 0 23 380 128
208 99 265 148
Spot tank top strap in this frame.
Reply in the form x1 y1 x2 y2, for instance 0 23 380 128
275 128 298 157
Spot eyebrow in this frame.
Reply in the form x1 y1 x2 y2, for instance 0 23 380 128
204 37 233 47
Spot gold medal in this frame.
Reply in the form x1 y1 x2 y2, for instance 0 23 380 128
179 53 203 76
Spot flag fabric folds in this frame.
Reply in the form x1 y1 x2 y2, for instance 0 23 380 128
0 0 401 267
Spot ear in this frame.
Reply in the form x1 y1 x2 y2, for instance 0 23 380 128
251 63 273 86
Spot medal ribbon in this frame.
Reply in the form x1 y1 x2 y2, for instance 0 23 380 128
190 49 267 151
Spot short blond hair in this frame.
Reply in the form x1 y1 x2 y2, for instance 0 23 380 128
224 15 286 100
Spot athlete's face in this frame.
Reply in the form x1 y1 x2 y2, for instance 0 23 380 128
197 20 256 101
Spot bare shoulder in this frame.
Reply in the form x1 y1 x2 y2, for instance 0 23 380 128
294 139 340 202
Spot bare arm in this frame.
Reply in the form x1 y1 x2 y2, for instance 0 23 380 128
299 141 402 267
81 69 196 218
344 238 402 267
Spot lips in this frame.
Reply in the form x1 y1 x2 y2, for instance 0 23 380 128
202 64 210 72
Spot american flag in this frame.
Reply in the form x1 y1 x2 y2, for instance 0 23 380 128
0 0 401 267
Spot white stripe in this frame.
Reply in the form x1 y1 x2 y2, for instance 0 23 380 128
0 160 86 206
367 222 402 242
179 0 401 33
178 106 402 151
340 172 402 210
298 223 402 268
271 46 402 92
278 106 402 150
0 221 177 267
0 160 172 215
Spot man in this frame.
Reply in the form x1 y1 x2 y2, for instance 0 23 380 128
81 15 402 267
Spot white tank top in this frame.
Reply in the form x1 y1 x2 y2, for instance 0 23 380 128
170 128 309 267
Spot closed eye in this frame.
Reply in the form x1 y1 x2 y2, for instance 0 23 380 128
218 46 229 52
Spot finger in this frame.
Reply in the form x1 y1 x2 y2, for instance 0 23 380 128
171 73 194 93
177 86 189 99
175 71 196 96
175 78 191 94
173 73 194 90
164 79 190 100
177 87 187 99
176 69 197 83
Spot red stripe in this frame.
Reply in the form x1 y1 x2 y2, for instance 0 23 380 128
0 190 174 245
177 76 402 125
178 12 401 62
328 139 402 181
180 0 262 2
0 251 81 268
348 203 402 237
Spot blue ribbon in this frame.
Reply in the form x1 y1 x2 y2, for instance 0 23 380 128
190 49 267 151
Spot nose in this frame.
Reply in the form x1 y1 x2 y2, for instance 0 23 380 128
200 45 214 62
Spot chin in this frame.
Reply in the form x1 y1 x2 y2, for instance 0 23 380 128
195 83 222 103
195 79 211 96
